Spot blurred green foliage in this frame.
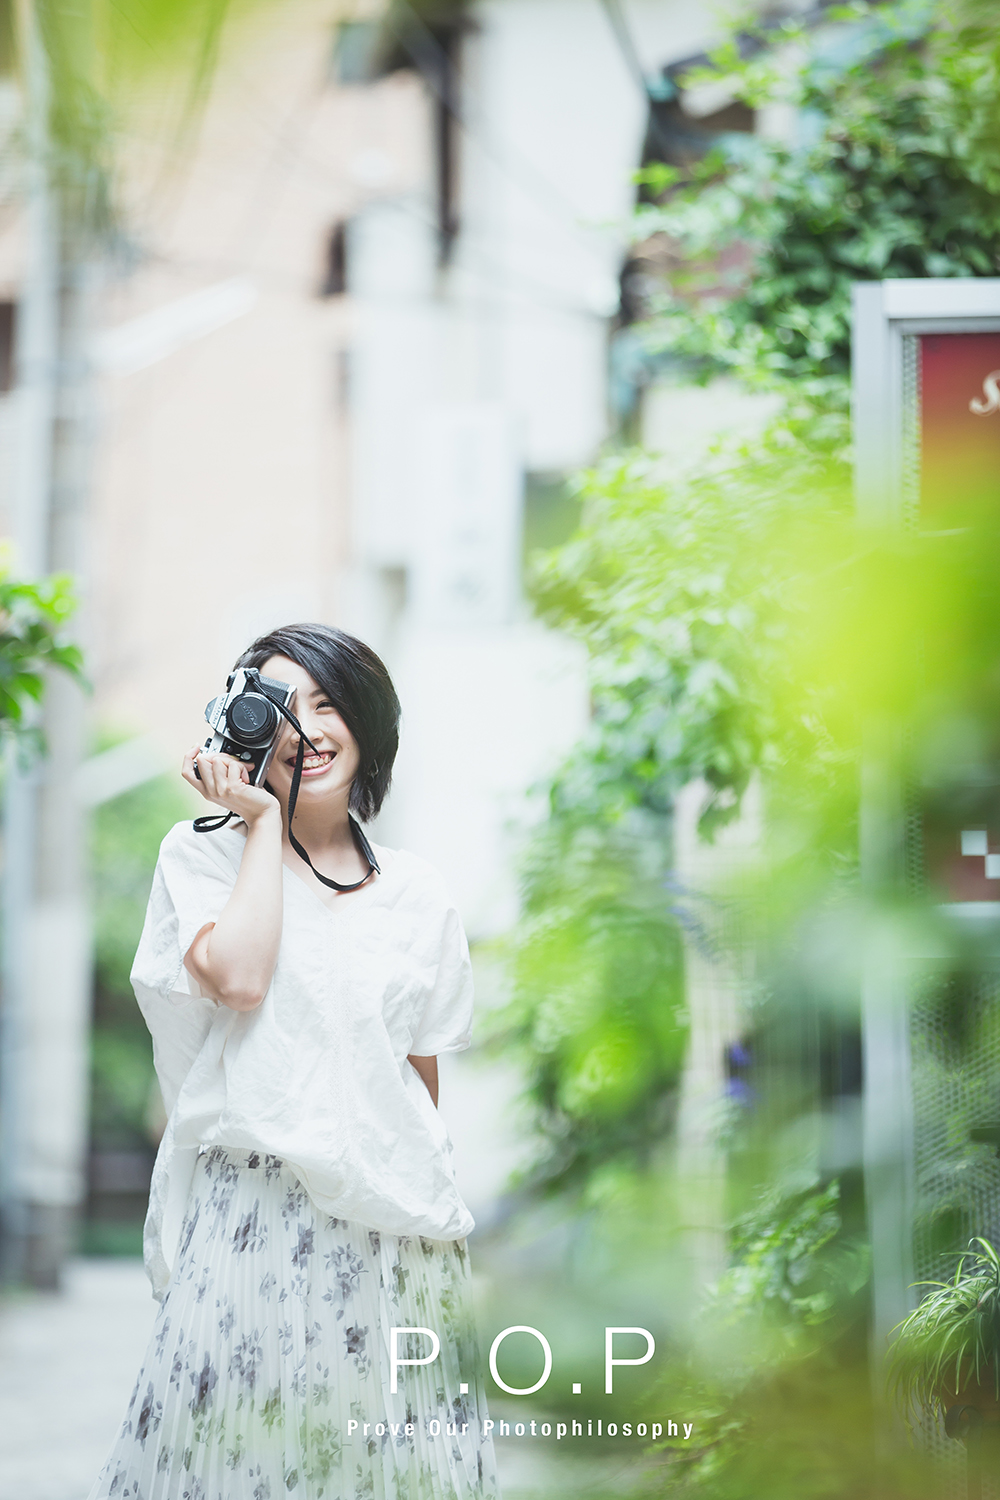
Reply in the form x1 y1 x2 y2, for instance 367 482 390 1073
635 0 1000 418
29 0 275 239
644 1178 901 1499
0 554 84 755
494 3 1000 1492
531 435 849 840
651 1362 938 1499
503 0 1000 1206
90 771 192 1148
707 1178 871 1357
499 815 686 1197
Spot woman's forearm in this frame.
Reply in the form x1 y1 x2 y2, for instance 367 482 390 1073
185 807 284 1009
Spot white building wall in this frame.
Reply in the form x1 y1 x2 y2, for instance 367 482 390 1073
348 0 742 936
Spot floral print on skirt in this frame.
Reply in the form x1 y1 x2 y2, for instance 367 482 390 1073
88 1147 501 1500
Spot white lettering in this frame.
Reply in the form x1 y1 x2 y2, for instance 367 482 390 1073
488 1325 553 1396
971 370 1000 416
482 1420 494 1437
347 1420 358 1435
652 1423 662 1441
375 1423 385 1437
556 1423 567 1439
429 1418 441 1436
637 1423 647 1436
683 1422 694 1440
390 1326 441 1394
604 1326 655 1394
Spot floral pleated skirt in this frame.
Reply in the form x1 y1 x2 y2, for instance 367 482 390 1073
88 1146 501 1500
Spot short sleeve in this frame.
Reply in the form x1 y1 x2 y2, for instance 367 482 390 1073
408 904 474 1056
130 821 240 1113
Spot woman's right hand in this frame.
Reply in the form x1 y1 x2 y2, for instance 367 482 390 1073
181 746 280 826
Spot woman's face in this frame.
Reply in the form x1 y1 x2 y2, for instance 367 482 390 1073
259 654 360 811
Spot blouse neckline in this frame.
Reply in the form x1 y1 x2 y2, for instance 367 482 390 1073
280 853 391 921
219 820 392 923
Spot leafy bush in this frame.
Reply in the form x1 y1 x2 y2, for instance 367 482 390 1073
634 0 1000 415
531 433 849 839
0 555 84 751
504 0 1000 1211
888 1238 1000 1424
494 2 1000 1490
494 814 686 1196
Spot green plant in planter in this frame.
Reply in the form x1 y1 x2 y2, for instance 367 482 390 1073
888 1238 1000 1439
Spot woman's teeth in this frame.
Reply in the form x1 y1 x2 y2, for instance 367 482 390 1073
296 751 334 768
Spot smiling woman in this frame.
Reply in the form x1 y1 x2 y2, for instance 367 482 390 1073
86 623 500 1500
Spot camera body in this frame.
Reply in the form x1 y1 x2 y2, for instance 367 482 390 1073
201 668 296 786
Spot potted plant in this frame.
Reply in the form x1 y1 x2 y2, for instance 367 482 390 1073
888 1239 1000 1497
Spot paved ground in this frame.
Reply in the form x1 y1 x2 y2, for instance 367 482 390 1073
0 1259 154 1500
0 1259 649 1500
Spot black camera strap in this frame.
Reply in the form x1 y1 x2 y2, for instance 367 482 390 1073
193 673 380 894
284 733 380 891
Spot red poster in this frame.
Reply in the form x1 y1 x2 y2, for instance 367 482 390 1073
920 332 1000 513
920 333 1000 900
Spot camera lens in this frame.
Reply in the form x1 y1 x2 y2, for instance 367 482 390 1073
226 692 279 745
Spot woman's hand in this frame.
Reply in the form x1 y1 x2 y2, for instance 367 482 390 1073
181 745 279 826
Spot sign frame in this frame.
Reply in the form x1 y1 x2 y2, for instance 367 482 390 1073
852 278 1000 1363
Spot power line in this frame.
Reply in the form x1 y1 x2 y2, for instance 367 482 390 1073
386 0 619 266
598 0 676 161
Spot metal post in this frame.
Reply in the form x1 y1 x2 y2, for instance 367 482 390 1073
0 0 93 1289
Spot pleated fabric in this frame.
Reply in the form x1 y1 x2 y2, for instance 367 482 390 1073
87 1147 501 1500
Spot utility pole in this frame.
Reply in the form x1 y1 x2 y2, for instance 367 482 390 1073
0 0 93 1289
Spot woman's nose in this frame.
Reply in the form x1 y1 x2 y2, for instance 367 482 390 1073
292 716 324 746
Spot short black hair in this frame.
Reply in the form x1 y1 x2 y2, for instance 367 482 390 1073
235 623 400 821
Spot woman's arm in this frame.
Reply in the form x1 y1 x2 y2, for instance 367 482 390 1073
407 1054 439 1107
180 747 284 1011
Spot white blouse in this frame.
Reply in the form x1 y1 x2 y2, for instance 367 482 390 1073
133 819 476 1300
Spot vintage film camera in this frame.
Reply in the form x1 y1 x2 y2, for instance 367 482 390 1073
199 668 296 786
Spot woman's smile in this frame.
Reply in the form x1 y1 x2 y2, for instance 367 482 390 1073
291 747 337 776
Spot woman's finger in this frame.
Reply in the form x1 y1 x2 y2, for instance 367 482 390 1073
222 755 255 788
216 753 248 775
181 746 207 793
195 751 222 800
